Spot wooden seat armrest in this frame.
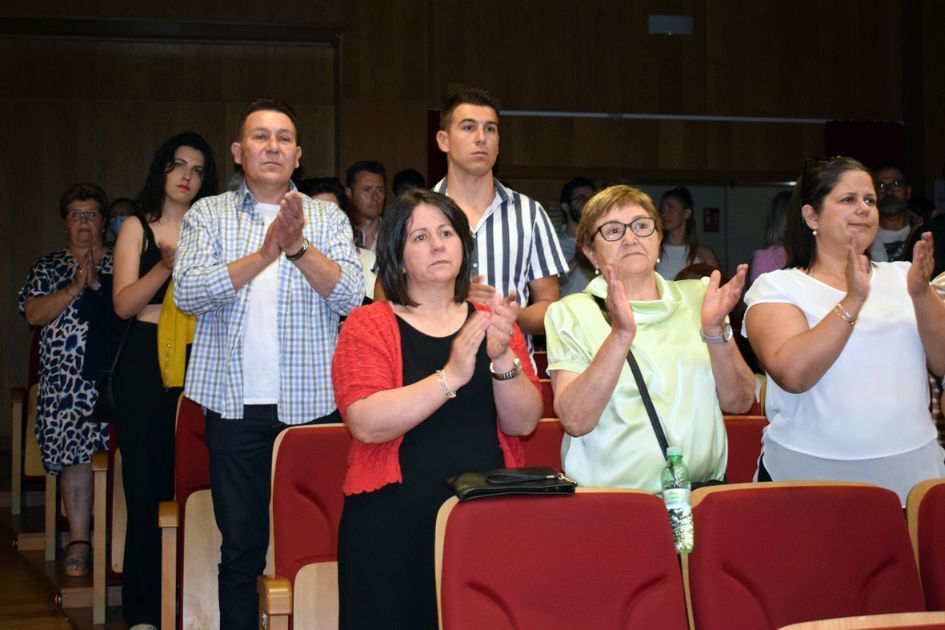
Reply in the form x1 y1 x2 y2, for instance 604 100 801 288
91 450 109 472
11 386 26 403
158 500 179 529
258 574 292 615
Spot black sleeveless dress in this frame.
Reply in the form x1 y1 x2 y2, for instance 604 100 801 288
337 304 505 630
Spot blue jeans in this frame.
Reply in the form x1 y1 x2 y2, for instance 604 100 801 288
205 405 339 630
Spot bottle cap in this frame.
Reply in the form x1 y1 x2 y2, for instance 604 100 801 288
666 446 683 457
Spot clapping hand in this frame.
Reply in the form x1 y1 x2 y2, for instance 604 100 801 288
603 261 636 342
701 264 747 332
442 310 490 390
158 241 176 272
467 275 497 305
907 232 935 298
486 291 520 360
844 233 871 305
277 191 307 254
83 249 101 291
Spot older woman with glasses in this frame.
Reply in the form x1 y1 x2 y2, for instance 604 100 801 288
18 182 117 577
544 185 755 493
744 157 945 504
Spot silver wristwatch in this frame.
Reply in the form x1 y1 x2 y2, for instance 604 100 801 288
489 357 522 381
700 323 733 345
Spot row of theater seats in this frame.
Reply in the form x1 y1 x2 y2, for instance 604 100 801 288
10 344 944 629
159 399 945 630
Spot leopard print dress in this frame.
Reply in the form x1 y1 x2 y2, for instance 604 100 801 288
17 248 112 474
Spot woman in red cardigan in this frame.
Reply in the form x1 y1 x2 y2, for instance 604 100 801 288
332 189 542 629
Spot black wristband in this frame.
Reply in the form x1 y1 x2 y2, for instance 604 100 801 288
286 238 310 262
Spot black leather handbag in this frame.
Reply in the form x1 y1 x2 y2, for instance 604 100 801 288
445 467 577 501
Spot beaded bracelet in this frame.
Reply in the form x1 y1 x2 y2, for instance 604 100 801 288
833 303 856 326
435 369 457 399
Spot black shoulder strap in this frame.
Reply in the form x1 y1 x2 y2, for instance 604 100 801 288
592 295 670 458
138 214 156 254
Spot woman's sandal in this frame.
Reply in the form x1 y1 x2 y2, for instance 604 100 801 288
64 539 91 577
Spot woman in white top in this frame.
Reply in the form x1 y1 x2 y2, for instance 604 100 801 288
744 156 945 504
656 186 719 280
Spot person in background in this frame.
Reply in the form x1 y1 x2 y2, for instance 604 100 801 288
430 87 567 341
391 167 426 197
748 190 791 284
107 197 136 244
18 182 114 578
545 185 754 493
174 98 362 629
297 176 346 210
112 132 218 629
333 189 541 629
656 186 719 280
558 176 597 297
345 160 387 250
744 156 945 504
868 163 913 262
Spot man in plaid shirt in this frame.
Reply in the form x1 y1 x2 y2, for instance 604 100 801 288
174 98 362 629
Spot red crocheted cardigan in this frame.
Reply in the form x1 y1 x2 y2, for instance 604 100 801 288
332 301 537 495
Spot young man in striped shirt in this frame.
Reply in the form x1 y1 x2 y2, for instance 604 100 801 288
432 88 567 338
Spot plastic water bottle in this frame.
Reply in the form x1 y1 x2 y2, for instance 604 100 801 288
660 446 694 554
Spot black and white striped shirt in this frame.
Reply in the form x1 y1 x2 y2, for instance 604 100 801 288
433 178 567 307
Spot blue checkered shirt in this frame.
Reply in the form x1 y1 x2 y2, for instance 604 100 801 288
174 181 363 423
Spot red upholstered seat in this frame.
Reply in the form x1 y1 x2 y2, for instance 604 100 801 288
907 478 945 611
684 482 925 630
259 423 352 628
159 395 218 629
722 414 767 483
173 396 210 512
435 489 689 630
269 423 350 585
539 378 554 418
533 350 548 378
519 417 565 472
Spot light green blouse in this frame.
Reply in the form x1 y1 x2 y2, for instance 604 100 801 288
544 273 727 494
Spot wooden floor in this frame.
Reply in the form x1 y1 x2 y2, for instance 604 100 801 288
0 450 127 630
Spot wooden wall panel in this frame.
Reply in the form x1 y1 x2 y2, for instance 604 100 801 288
3 1 344 26
0 36 336 440
424 0 901 119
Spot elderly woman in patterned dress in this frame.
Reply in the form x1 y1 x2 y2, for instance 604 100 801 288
18 182 116 577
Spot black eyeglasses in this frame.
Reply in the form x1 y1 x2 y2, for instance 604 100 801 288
569 193 591 205
595 217 657 242
876 179 906 193
68 210 101 222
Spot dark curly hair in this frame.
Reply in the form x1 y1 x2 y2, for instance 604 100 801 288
136 132 218 222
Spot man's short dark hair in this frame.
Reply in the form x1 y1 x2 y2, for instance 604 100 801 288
440 88 501 131
297 177 346 210
59 182 109 219
392 168 426 196
345 160 386 189
236 98 299 140
376 189 472 307
560 177 596 207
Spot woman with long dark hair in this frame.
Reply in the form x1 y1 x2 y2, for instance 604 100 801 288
744 156 945 504
112 132 217 627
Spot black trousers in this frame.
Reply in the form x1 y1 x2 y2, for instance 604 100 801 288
205 405 339 630
116 322 179 627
